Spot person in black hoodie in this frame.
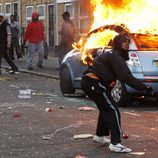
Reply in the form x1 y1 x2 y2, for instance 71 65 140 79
0 13 19 74
81 33 153 153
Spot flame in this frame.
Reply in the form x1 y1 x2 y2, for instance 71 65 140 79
74 0 158 64
90 0 158 33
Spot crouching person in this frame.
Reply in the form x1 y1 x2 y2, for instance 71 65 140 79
81 33 153 153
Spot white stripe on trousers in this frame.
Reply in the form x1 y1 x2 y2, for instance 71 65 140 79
98 82 122 141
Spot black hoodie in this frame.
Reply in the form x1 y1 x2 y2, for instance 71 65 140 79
88 34 146 90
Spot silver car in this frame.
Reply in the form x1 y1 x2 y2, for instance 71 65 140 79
60 25 158 106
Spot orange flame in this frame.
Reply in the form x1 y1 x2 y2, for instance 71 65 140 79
90 0 158 33
74 0 158 64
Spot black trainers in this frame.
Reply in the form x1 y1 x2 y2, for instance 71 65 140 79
37 64 43 68
27 67 33 70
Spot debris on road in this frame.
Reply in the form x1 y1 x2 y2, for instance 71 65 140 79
45 107 53 112
123 133 128 139
18 89 31 99
75 155 88 158
0 77 10 81
130 152 145 155
73 134 93 139
42 135 52 140
13 113 22 118
59 106 65 109
78 106 96 111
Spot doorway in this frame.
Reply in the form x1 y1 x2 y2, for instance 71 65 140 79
48 5 55 50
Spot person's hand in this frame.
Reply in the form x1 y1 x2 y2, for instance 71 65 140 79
146 86 154 96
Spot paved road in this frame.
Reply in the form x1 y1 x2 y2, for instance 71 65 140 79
1 53 158 158
0 71 158 158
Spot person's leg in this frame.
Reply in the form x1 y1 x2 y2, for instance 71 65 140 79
3 48 18 72
9 39 15 60
14 38 22 59
81 76 122 144
59 42 66 66
26 42 36 69
36 41 44 67
96 112 110 136
0 47 3 75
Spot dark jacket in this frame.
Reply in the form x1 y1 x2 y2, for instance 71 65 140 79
0 20 8 46
88 50 146 90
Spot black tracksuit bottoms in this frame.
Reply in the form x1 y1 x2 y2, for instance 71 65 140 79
0 45 18 74
81 75 122 144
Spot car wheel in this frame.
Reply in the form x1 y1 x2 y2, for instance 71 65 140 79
111 80 130 107
60 66 75 95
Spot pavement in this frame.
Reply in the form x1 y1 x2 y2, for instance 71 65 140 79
2 51 60 79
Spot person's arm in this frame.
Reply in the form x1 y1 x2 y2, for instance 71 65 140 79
6 25 11 48
16 22 22 39
41 22 46 41
109 53 146 90
23 24 30 42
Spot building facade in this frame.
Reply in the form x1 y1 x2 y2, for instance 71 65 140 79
0 0 91 49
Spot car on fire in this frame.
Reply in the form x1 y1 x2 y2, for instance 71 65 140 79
59 24 158 106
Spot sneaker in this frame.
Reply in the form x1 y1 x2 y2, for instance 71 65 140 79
109 143 132 153
37 64 43 68
27 67 33 70
9 70 19 74
93 135 110 144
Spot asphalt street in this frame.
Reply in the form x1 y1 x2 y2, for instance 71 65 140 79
0 53 158 158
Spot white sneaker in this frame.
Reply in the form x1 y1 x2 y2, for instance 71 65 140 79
109 143 132 153
93 135 110 144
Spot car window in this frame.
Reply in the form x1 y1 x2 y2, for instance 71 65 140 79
132 34 158 51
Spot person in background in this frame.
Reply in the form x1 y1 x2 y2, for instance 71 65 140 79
9 15 22 61
59 11 76 65
24 12 45 70
0 13 19 74
81 33 153 153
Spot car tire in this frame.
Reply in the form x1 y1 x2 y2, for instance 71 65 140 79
111 80 131 107
60 66 75 95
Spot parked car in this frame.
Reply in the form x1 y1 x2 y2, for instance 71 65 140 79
59 24 158 106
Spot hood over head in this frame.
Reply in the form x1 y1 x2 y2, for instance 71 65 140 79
32 12 39 21
112 33 130 60
0 13 5 24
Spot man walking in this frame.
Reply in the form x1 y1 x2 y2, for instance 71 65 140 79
24 12 45 70
59 11 76 65
10 15 22 61
0 13 19 74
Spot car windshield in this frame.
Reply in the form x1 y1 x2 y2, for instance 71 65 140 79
132 34 158 51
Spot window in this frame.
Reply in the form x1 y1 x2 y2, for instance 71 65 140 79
79 4 91 34
0 4 2 13
79 19 91 34
13 2 18 21
65 3 74 18
5 3 11 21
26 6 33 23
37 5 45 20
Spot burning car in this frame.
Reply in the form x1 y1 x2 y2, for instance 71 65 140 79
59 24 158 106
